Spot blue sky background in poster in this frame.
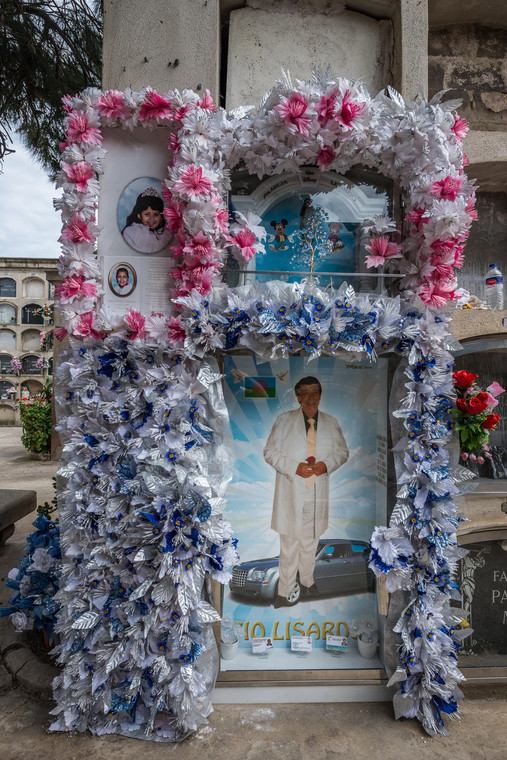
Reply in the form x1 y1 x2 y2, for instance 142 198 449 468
256 194 356 285
222 355 387 668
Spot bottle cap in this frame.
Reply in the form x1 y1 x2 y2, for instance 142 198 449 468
489 263 497 268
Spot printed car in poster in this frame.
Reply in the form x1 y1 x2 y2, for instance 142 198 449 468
229 539 375 606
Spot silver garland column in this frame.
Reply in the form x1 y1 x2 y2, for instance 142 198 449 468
50 339 236 740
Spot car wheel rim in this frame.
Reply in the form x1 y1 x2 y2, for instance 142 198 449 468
287 584 300 603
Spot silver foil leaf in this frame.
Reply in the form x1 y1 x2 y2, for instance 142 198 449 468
386 666 408 687
129 578 153 601
71 611 100 629
195 602 221 625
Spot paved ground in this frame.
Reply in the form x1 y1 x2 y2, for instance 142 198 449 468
0 427 506 760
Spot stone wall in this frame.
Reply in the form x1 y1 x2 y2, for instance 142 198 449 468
429 25 507 132
458 191 507 300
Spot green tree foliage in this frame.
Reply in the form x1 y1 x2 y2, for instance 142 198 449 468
0 0 102 175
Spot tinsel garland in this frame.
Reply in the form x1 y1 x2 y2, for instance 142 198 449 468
49 341 237 740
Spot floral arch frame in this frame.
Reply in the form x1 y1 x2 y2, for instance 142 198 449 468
52 73 476 740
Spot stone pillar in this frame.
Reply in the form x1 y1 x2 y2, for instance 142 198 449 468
392 0 428 99
102 0 220 100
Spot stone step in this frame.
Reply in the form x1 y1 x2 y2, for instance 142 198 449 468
0 489 37 545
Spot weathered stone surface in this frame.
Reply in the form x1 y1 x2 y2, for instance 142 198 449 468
16 658 58 702
0 490 36 532
480 91 507 113
226 7 393 109
3 647 35 677
0 661 12 690
429 24 507 131
0 618 28 657
457 191 507 297
102 0 220 99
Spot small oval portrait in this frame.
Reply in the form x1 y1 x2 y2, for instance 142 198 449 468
117 177 172 254
108 263 137 298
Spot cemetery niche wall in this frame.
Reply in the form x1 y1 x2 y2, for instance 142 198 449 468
7 73 482 741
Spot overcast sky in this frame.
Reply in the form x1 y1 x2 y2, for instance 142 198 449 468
0 136 61 260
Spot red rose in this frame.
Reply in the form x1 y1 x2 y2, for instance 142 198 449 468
482 413 500 429
453 370 478 389
475 391 490 404
456 398 468 413
306 456 316 465
466 397 488 415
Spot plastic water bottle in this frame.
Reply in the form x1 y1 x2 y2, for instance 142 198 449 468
485 264 504 310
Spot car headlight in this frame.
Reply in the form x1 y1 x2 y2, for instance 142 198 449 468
248 569 266 581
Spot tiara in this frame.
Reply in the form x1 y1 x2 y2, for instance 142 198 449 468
141 187 160 198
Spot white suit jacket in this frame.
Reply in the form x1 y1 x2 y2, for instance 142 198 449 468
263 408 348 539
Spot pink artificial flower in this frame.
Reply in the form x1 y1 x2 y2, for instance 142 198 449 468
431 239 458 257
452 113 469 142
469 454 477 462
66 113 102 146
274 92 311 136
365 235 403 268
486 381 505 399
172 264 215 296
125 308 147 340
60 214 94 244
233 228 257 261
198 90 216 111
53 327 68 342
62 162 94 192
419 282 455 308
139 90 172 121
317 147 335 169
405 206 429 231
429 263 453 281
453 244 466 269
466 194 478 221
96 90 130 120
336 90 364 128
56 273 97 303
460 452 469 461
168 132 180 156
477 456 485 465
462 152 470 167
430 175 463 202
185 230 213 259
163 203 184 232
74 312 103 341
172 104 189 122
214 205 230 236
167 316 186 344
316 92 337 125
172 165 214 199
61 95 74 113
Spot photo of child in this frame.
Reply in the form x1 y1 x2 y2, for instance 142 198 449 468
108 263 137 297
118 178 172 254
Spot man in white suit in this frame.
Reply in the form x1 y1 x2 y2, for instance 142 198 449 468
263 376 348 608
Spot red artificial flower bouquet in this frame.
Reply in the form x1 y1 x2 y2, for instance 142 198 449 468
453 370 504 465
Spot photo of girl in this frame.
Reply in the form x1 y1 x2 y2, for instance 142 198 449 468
108 262 137 297
118 179 172 254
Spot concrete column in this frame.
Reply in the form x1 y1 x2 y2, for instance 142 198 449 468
102 0 220 100
392 0 428 99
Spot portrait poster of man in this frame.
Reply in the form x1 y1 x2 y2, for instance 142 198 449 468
221 355 388 672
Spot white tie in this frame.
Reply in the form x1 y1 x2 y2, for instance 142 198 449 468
306 417 316 488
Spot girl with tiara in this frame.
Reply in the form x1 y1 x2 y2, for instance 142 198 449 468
122 187 172 253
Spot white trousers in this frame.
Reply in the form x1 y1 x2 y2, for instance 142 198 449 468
277 495 320 597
